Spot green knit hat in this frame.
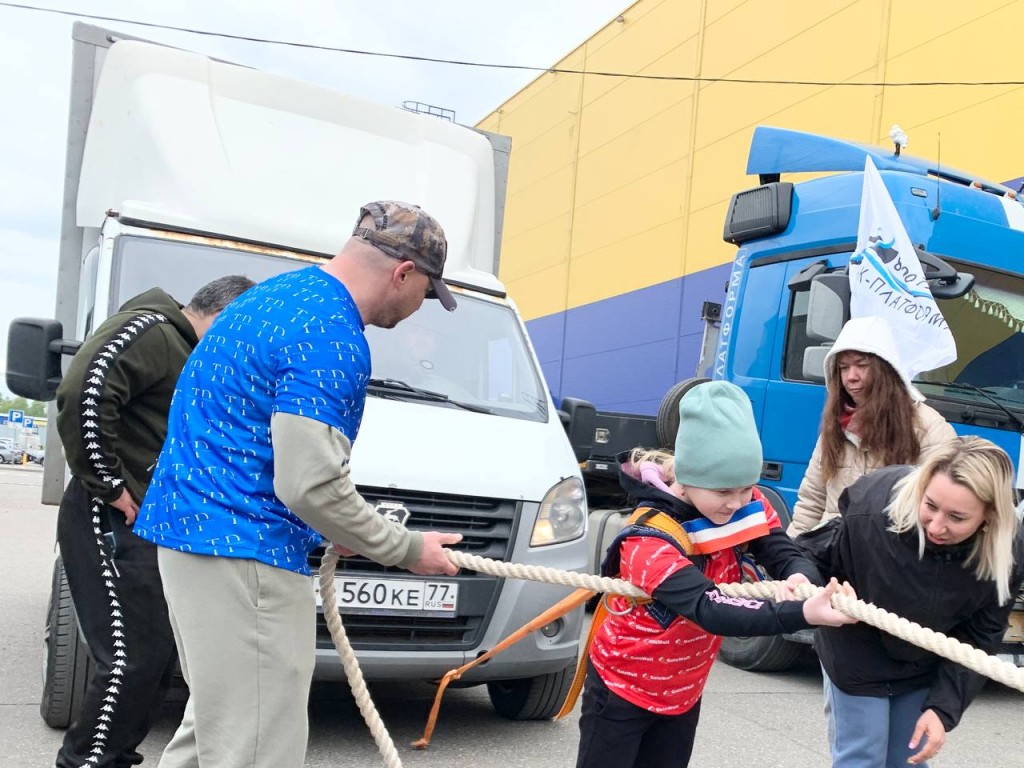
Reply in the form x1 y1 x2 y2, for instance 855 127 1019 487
673 381 763 489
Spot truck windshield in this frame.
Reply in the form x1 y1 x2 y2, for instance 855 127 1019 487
364 296 548 422
114 234 547 422
115 233 315 304
915 261 1024 409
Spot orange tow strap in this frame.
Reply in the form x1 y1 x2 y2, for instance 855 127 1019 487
411 586 595 749
413 507 694 747
554 595 610 719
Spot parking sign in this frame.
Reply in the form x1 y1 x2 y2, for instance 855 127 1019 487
7 410 23 425
24 417 34 429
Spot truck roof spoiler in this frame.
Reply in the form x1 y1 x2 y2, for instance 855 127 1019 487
746 126 1016 196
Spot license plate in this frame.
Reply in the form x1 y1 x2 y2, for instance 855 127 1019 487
315 577 458 617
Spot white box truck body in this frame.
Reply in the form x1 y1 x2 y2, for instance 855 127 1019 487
15 23 588 726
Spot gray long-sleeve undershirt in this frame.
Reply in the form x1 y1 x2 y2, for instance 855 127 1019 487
271 412 424 569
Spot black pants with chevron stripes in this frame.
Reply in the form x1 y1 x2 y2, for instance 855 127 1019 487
55 477 178 768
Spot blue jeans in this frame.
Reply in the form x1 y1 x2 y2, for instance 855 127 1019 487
823 671 931 768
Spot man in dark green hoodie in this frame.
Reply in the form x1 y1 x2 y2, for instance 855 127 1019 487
52 274 254 768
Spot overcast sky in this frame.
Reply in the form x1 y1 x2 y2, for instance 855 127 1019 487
0 0 628 395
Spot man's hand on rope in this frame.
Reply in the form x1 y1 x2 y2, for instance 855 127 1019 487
408 533 463 576
801 578 858 627
330 543 358 557
907 709 946 765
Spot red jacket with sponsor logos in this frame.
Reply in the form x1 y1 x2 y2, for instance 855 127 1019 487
589 459 822 715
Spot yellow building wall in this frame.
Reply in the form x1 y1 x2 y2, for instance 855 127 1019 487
477 0 1024 322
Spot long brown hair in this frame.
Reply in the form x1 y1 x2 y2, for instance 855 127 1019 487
820 351 921 484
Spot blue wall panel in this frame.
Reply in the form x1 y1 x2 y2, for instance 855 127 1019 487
526 312 566 398
526 263 731 415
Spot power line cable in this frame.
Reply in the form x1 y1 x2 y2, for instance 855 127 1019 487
3 1 1024 87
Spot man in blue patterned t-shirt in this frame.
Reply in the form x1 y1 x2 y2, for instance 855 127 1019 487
134 201 463 768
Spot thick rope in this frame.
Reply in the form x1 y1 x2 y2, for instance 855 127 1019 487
446 550 1024 693
318 550 404 768
318 547 1024 768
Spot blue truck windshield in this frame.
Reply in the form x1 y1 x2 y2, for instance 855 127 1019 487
916 261 1024 408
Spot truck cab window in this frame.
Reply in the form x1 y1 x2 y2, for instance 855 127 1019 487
916 262 1024 405
114 235 309 313
76 243 100 340
782 287 811 381
365 296 547 422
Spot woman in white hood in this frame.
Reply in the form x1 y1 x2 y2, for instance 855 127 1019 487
787 316 955 536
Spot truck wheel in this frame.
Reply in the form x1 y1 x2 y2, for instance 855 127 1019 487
40 555 93 729
656 378 710 448
486 661 575 720
718 635 804 672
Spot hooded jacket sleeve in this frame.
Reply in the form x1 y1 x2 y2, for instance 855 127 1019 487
923 540 1024 731
652 563 812 636
747 527 824 584
789 436 828 536
915 404 957 456
56 321 173 503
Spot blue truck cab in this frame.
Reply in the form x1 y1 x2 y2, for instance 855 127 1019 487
714 126 1024 670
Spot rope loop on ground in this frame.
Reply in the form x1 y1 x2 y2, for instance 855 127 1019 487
318 549 404 768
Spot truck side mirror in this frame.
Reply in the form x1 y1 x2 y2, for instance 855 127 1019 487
802 345 829 382
915 247 975 299
559 397 597 463
806 273 850 343
6 318 81 401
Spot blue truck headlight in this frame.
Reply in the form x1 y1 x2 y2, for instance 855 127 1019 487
531 477 587 546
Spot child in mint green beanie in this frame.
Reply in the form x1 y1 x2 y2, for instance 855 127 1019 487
574 380 856 768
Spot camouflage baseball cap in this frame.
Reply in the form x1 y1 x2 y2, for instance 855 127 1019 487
353 201 455 311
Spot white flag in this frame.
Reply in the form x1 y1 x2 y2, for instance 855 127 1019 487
848 157 957 380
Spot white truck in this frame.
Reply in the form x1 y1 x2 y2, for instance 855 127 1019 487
7 23 592 729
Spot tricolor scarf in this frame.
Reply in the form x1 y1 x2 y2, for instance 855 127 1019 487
680 499 772 555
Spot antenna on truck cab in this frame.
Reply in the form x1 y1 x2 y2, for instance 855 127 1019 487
931 133 942 221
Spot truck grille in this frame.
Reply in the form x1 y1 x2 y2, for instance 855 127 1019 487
311 487 519 651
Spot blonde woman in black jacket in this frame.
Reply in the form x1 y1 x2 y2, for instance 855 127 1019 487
810 436 1024 767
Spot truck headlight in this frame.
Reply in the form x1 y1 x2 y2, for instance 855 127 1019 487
531 477 587 546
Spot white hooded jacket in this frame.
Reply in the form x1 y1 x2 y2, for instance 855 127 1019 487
787 317 956 536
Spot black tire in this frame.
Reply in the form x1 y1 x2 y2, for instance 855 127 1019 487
718 634 804 672
40 555 93 729
486 661 576 720
655 378 710 448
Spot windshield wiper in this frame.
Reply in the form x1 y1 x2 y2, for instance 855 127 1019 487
921 380 1024 433
367 378 489 414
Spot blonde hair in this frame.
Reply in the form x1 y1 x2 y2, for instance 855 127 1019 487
627 447 676 483
887 436 1019 604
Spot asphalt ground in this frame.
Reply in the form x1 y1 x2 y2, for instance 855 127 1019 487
2 463 1021 767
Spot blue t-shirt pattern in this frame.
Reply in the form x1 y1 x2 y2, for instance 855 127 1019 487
134 266 370 574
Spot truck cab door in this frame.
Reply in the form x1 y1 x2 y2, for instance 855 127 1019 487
756 255 850 517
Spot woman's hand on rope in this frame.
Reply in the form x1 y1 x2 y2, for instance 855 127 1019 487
801 578 858 627
330 543 358 557
907 709 946 765
774 573 810 602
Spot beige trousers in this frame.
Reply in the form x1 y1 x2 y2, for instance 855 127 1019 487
156 548 315 768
